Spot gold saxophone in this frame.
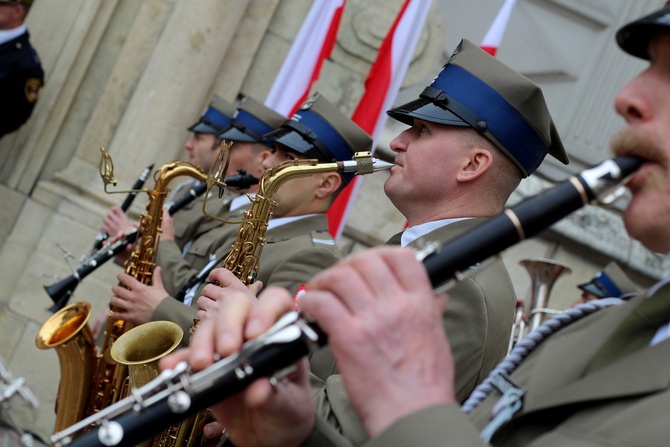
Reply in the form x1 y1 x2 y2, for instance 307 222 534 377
36 148 217 435
110 320 184 447
112 149 392 447
216 149 391 286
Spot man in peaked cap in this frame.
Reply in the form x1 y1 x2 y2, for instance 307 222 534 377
100 94 237 249
167 4 670 446
290 39 568 444
387 38 568 179
106 95 280 332
186 93 374 350
577 261 640 303
153 94 283 297
0 0 43 138
111 94 371 365
165 40 571 445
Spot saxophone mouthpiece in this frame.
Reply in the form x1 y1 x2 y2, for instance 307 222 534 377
340 151 395 175
370 158 395 172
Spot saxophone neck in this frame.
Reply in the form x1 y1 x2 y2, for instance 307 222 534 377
261 151 394 196
154 161 208 189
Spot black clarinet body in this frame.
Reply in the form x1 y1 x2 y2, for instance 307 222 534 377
45 172 259 312
52 156 643 447
46 230 139 312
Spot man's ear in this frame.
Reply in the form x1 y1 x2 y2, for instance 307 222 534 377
314 172 343 199
253 148 272 177
456 149 493 182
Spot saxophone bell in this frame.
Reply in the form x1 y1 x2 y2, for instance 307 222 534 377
35 302 96 432
37 149 217 439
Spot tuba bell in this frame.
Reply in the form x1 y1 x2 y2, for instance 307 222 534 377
508 258 571 353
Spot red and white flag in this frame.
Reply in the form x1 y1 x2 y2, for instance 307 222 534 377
264 0 346 116
480 0 517 56
327 0 432 240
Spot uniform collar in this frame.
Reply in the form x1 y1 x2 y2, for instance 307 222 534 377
0 25 27 46
401 217 472 247
229 193 253 211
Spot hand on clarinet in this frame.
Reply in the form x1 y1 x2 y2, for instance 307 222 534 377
160 246 457 446
196 267 264 322
161 287 315 447
301 246 457 437
101 205 137 237
160 209 176 241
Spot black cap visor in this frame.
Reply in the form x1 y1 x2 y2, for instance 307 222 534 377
218 123 259 143
577 282 608 299
617 7 670 60
265 121 334 162
387 97 471 128
187 121 221 135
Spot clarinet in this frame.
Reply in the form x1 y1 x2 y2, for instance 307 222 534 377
51 156 643 447
46 230 139 313
45 173 260 313
92 163 154 251
166 170 258 215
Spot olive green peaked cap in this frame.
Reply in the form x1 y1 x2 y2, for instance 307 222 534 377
217 95 285 148
264 92 372 184
388 39 568 177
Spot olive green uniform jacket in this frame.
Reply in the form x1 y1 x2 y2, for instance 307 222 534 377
153 214 342 347
316 282 670 447
304 218 517 446
166 179 213 250
156 200 247 298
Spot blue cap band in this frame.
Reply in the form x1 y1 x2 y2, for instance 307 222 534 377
432 64 548 175
595 272 623 298
293 109 353 161
203 105 232 130
234 109 277 143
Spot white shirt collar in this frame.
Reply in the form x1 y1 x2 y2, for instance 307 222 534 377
229 194 253 211
0 25 27 46
401 217 472 247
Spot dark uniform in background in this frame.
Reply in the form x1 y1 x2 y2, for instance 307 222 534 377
0 0 43 138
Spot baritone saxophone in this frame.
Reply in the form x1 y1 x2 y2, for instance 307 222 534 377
36 145 230 435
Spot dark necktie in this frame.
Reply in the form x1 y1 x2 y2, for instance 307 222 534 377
584 282 670 375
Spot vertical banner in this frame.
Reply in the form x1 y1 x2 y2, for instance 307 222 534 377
480 0 518 56
264 0 346 117
327 0 432 240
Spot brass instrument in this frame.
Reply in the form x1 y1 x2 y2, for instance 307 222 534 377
109 148 393 447
36 147 225 436
90 164 154 251
43 172 258 313
507 258 571 353
110 322 184 447
205 149 394 287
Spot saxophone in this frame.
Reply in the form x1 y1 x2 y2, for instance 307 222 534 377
36 148 220 435
217 150 393 286
112 149 393 447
